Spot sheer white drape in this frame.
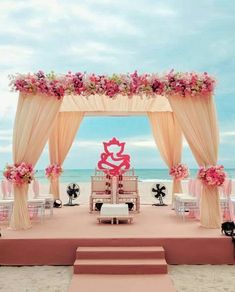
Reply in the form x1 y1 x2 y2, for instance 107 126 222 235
11 94 62 229
168 94 220 228
148 112 183 201
49 112 84 199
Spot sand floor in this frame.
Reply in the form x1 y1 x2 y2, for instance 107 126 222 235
0 265 234 292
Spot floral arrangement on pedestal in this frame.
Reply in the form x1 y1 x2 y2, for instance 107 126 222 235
10 70 216 99
3 162 34 185
169 163 189 180
45 164 63 179
197 165 226 186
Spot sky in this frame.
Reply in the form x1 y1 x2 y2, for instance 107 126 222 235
0 0 235 170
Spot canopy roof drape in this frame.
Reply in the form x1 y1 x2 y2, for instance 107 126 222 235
60 94 172 113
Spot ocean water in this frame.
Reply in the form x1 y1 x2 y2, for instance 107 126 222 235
29 168 235 183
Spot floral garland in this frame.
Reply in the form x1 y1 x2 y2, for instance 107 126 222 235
197 165 226 186
9 70 215 100
169 163 189 180
3 162 34 185
45 164 63 179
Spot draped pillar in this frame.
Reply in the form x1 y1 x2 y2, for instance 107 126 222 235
168 94 220 228
148 112 183 202
11 93 62 229
49 112 84 199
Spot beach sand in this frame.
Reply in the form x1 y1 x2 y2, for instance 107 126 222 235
0 265 235 292
1 181 234 291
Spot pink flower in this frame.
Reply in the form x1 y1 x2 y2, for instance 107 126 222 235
9 70 216 99
3 162 34 185
45 164 63 179
169 163 189 179
197 165 226 186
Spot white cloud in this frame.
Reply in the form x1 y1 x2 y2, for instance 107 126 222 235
0 144 12 153
221 131 235 137
0 130 13 142
220 131 235 144
144 3 178 16
66 41 131 63
69 4 138 35
0 45 34 67
73 140 100 148
72 136 189 151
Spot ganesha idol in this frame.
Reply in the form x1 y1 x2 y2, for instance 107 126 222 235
97 137 130 176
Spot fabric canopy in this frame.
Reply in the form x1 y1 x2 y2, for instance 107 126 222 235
8 70 221 230
60 94 172 113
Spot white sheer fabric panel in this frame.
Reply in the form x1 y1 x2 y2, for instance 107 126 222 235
60 94 172 112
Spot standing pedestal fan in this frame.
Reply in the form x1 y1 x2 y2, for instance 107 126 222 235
151 183 168 206
64 183 80 206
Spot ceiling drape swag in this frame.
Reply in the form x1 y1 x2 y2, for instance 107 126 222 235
49 112 84 199
148 112 183 202
168 94 220 228
10 93 62 229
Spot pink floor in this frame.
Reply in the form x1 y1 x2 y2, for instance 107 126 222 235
0 205 234 265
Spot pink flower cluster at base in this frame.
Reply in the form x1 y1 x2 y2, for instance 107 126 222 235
10 70 216 100
169 163 189 179
197 165 226 187
45 164 63 179
3 162 34 185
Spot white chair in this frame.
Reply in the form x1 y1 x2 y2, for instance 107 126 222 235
174 179 201 221
32 179 53 217
117 176 140 212
0 199 13 222
220 179 234 221
174 193 198 221
123 168 135 176
28 199 45 223
1 179 13 200
94 168 135 176
89 176 112 212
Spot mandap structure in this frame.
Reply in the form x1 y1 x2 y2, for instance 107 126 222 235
7 70 221 229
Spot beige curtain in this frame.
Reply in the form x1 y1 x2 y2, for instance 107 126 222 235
49 112 84 199
168 94 220 228
10 93 62 229
148 112 183 202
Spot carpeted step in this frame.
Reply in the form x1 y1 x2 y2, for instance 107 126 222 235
76 246 165 259
74 258 168 274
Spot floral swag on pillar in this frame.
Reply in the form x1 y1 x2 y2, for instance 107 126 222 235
3 163 35 230
4 163 34 185
169 163 190 180
197 165 226 187
45 164 63 179
46 164 63 200
169 163 189 208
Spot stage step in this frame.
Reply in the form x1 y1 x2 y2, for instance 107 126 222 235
74 258 167 274
76 246 165 259
70 246 174 291
69 274 176 292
